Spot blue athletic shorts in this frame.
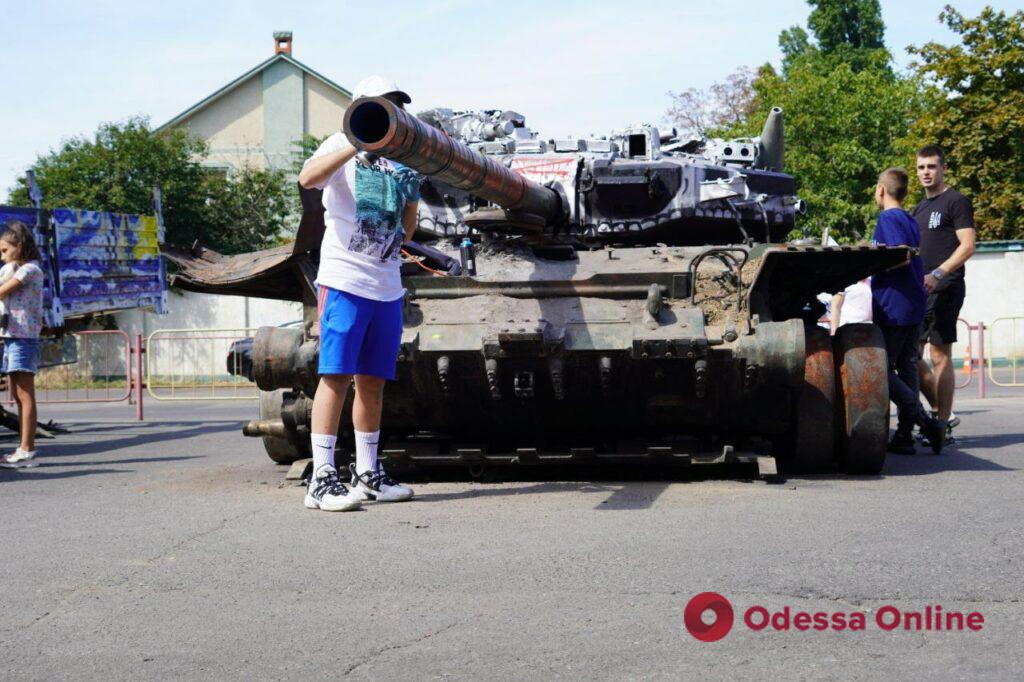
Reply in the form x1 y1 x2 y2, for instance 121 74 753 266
1 337 40 374
317 286 403 380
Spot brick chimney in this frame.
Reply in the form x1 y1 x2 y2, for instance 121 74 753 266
273 31 293 55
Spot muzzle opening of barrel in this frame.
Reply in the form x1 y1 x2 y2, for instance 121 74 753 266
348 101 392 147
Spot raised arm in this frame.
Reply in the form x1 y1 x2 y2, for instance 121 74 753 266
0 276 23 300
830 292 844 336
298 140 358 189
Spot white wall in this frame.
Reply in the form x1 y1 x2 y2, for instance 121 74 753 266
114 289 302 335
955 248 1024 362
113 291 303 380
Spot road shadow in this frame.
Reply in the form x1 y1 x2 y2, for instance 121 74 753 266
34 455 201 467
0 467 128 483
365 461 767 510
945 432 1024 451
369 429 1021 500
878 430 1023 476
0 421 242 459
402 479 680 511
784 435 1019 483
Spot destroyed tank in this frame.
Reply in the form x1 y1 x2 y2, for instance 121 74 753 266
168 98 908 476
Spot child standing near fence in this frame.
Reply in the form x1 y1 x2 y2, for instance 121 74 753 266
0 221 45 469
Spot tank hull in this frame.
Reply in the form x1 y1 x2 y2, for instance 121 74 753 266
165 98 903 475
244 244 906 473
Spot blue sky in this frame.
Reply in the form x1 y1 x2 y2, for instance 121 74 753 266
0 0 1013 197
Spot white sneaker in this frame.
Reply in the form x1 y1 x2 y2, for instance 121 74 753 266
304 465 362 512
349 463 414 502
0 449 38 469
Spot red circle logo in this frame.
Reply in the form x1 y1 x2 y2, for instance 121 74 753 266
684 592 734 642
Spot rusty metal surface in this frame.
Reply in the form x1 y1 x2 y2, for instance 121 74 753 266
735 319 805 388
163 243 304 302
254 388 312 464
251 326 317 393
792 325 835 470
343 97 562 221
833 323 889 475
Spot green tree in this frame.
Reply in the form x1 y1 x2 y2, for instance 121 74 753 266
779 26 812 64
291 133 327 176
807 0 884 53
907 5 1024 241
735 60 923 241
713 0 922 241
202 165 292 253
780 0 889 74
288 133 327 218
6 117 291 254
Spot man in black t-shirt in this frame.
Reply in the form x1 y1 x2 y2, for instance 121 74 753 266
912 145 977 433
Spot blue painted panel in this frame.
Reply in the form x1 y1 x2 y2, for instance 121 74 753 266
52 208 168 318
0 205 168 328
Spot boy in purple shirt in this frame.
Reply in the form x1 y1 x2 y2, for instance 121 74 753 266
871 168 945 455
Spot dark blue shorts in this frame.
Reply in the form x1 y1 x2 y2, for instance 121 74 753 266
317 286 402 380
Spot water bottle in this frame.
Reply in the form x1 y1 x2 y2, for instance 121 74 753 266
459 237 477 276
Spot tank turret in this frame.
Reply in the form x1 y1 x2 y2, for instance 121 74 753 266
344 97 800 246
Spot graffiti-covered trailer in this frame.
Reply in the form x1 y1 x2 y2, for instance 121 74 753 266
0 191 167 365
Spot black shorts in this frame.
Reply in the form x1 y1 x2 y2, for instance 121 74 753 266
920 279 965 346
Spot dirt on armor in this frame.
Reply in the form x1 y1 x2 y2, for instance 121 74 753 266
696 255 762 325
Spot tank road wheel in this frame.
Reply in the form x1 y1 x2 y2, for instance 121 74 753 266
259 389 303 465
790 325 836 472
833 323 889 475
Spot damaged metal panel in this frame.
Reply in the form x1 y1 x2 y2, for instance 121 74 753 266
52 208 168 317
1 205 171 327
164 243 306 302
746 244 910 322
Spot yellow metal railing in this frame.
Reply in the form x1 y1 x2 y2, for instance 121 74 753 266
986 316 1024 387
146 328 260 400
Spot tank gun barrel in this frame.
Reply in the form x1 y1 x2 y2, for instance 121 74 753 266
343 97 562 223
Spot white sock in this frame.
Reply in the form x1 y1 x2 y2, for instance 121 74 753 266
310 433 337 476
354 430 380 475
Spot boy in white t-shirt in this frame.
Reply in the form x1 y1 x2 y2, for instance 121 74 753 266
297 76 421 512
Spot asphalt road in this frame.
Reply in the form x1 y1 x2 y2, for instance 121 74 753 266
1 391 1022 680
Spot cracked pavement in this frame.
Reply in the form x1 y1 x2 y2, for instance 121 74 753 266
1 394 1022 679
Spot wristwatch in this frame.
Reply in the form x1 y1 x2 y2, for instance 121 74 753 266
931 268 944 280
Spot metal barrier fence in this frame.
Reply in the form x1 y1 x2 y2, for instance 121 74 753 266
986 316 1024 387
954 318 987 398
145 328 260 401
4 330 132 405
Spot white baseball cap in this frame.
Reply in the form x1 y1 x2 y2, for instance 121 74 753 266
352 75 411 104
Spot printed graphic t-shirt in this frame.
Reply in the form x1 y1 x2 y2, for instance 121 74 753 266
1 261 44 338
871 208 926 327
304 133 421 302
912 188 974 288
